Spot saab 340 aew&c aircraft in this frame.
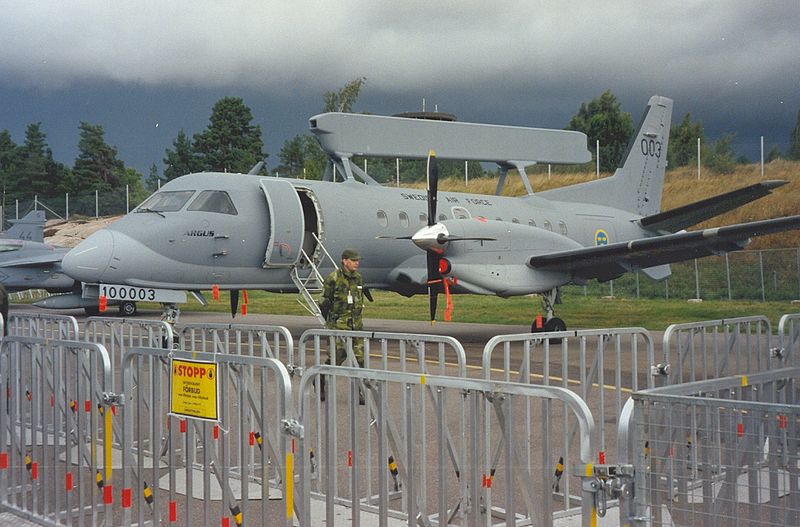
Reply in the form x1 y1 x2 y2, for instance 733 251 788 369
59 95 800 330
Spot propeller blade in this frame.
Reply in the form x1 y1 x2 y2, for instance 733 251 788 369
426 150 439 226
375 235 413 240
230 290 239 318
426 251 440 322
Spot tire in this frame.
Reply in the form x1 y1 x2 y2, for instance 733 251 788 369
119 301 137 317
544 317 566 332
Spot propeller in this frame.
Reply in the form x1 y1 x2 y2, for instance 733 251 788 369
425 151 441 323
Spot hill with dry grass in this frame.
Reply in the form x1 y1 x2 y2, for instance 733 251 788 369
413 159 800 250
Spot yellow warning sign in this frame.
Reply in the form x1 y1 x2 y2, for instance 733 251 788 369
170 358 219 422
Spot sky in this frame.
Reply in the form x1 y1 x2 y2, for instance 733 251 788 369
1 1 799 176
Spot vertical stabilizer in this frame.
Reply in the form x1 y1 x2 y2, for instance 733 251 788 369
2 210 47 242
540 95 673 216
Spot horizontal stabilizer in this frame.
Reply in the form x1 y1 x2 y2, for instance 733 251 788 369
529 215 800 282
639 180 787 233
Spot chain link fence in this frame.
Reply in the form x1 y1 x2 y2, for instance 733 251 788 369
2 187 145 226
567 248 800 302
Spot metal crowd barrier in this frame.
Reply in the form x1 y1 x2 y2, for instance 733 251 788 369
120 346 296 527
296 365 598 527
778 312 800 367
621 367 800 527
178 322 294 362
481 328 654 521
0 336 115 526
659 316 772 386
7 313 79 340
297 328 469 522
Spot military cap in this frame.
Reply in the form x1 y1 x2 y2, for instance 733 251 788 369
341 248 360 260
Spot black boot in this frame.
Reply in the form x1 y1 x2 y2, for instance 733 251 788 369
319 376 326 402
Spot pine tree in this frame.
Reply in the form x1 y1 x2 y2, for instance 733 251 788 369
192 97 265 173
163 130 198 181
72 122 125 192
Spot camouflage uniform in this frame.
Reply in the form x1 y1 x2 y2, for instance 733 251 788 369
319 267 365 366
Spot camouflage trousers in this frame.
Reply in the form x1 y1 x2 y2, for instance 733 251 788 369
326 317 364 367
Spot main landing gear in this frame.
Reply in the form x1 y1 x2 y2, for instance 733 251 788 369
530 288 567 334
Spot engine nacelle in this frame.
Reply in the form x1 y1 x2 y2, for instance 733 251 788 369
438 219 582 296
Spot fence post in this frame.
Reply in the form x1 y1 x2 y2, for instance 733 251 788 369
95 190 99 218
34 195 38 210
725 253 732 300
15 199 18 219
694 259 701 300
759 250 765 302
66 192 69 221
635 271 640 299
126 185 130 213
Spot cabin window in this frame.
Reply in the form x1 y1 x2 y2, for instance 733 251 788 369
438 213 447 221
495 217 503 222
137 190 195 212
512 218 520 224
419 213 428 225
187 190 238 215
377 210 389 228
399 211 410 228
559 221 568 235
528 219 536 227
544 220 552 231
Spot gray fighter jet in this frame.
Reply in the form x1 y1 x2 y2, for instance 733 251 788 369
0 211 74 293
61 95 800 329
0 210 138 316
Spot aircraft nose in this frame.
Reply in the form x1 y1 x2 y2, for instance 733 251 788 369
61 229 115 283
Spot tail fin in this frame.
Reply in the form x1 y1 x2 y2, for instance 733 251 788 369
540 95 673 217
2 210 47 242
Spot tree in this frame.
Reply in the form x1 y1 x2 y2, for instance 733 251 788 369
668 113 705 168
12 123 70 197
163 130 199 181
567 90 633 172
323 77 366 113
145 163 164 192
192 97 265 173
766 145 782 162
72 122 125 192
789 108 800 161
704 134 737 174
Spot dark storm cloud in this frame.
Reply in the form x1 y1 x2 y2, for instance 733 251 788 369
0 1 798 170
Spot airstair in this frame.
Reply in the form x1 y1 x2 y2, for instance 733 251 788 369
290 233 337 325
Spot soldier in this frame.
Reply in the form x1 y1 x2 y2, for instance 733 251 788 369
318 248 372 403
319 248 367 366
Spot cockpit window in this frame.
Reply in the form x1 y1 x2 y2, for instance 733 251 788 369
187 190 238 215
136 190 195 212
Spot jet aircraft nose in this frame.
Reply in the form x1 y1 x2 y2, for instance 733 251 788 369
61 230 115 283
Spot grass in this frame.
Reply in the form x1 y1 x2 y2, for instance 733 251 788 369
160 289 800 332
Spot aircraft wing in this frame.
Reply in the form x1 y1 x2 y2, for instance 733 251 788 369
638 180 787 233
0 252 66 268
529 215 800 282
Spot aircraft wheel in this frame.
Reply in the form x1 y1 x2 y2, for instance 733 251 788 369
119 301 137 317
544 317 566 332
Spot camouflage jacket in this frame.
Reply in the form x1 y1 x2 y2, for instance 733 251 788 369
319 268 364 327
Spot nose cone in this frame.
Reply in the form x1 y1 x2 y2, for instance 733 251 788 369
62 229 115 283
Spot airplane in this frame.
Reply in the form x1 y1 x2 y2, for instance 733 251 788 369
60 95 800 330
0 210 139 316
